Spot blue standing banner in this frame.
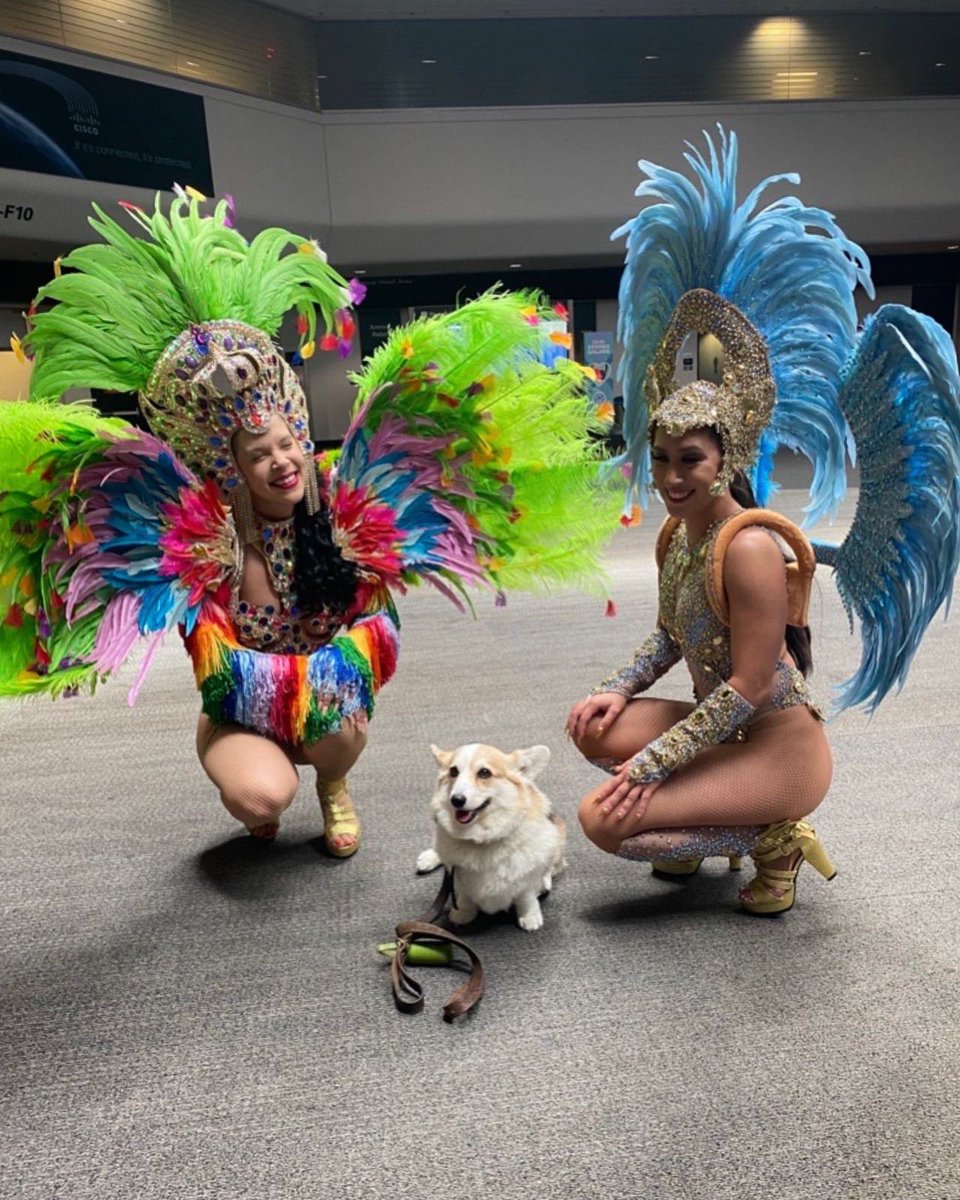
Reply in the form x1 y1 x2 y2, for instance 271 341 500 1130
582 331 615 406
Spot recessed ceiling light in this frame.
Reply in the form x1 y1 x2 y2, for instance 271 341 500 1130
858 50 871 57
317 74 328 79
948 244 959 250
776 71 819 79
421 59 437 64
354 269 367 274
644 55 659 61
935 62 947 68
185 61 197 67
509 263 522 269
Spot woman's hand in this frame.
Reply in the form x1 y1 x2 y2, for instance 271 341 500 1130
566 691 628 742
595 763 663 824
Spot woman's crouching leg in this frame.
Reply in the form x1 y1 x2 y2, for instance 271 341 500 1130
578 782 631 855
197 715 300 831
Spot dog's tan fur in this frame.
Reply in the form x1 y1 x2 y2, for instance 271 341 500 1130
416 742 567 931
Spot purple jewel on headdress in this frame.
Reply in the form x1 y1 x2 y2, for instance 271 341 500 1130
234 397 245 410
284 401 292 413
224 335 234 351
185 356 198 370
175 368 189 380
236 366 248 381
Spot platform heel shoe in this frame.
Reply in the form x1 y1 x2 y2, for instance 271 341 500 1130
652 854 744 878
739 819 836 916
316 777 361 858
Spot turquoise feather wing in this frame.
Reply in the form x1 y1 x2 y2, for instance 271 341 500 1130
813 305 960 713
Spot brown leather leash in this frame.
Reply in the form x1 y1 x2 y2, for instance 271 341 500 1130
389 868 485 1021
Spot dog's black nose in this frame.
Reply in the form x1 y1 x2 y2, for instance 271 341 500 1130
451 794 467 809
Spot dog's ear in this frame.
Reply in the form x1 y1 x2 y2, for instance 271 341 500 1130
430 744 453 768
512 745 550 780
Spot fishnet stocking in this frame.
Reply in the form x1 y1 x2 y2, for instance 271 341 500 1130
576 698 831 854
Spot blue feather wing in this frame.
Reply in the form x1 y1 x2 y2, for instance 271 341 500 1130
817 305 960 713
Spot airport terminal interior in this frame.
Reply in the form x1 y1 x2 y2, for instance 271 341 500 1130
1 3 959 1198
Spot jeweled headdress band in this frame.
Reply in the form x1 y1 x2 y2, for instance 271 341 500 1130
142 318 321 534
645 289 776 492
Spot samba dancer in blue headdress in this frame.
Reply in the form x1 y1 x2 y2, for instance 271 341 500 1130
568 127 960 914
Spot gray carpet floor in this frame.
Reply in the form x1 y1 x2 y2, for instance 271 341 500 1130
2 489 959 1200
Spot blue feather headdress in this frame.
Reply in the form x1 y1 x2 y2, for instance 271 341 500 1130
612 125 873 525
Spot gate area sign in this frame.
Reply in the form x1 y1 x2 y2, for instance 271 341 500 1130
0 49 213 194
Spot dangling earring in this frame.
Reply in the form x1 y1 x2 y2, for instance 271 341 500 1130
231 479 258 545
709 478 724 497
304 459 322 515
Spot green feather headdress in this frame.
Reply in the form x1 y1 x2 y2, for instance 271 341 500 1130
24 192 359 498
25 191 356 402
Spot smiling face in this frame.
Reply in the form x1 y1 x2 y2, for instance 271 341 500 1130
232 413 307 517
650 425 726 518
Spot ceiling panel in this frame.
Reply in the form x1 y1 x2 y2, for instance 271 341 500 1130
313 13 960 109
4 3 959 110
265 0 960 17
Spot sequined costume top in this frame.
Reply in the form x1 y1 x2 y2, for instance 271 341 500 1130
229 514 343 654
657 516 822 718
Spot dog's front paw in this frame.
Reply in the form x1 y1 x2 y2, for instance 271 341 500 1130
416 848 441 874
516 894 544 931
449 904 478 926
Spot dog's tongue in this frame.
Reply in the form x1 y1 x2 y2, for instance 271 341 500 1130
455 809 474 824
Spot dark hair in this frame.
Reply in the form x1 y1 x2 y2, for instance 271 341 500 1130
699 427 814 677
292 491 360 620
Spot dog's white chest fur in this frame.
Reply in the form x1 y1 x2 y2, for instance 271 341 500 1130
417 742 567 932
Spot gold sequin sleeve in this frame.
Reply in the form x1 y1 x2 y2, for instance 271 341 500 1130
591 625 683 698
626 681 756 783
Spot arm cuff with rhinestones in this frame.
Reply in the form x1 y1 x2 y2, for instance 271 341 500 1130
626 681 756 783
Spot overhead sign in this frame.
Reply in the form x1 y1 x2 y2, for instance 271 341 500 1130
0 49 213 194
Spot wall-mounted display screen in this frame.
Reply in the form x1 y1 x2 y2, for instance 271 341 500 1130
0 48 213 193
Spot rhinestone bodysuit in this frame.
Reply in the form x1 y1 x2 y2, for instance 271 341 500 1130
658 517 822 717
229 515 342 654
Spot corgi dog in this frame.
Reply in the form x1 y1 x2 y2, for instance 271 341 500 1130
416 743 566 932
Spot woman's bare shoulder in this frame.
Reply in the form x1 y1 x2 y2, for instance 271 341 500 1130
724 524 787 591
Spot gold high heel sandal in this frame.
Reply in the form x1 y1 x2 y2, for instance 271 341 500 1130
317 777 361 858
739 820 836 916
652 855 744 878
